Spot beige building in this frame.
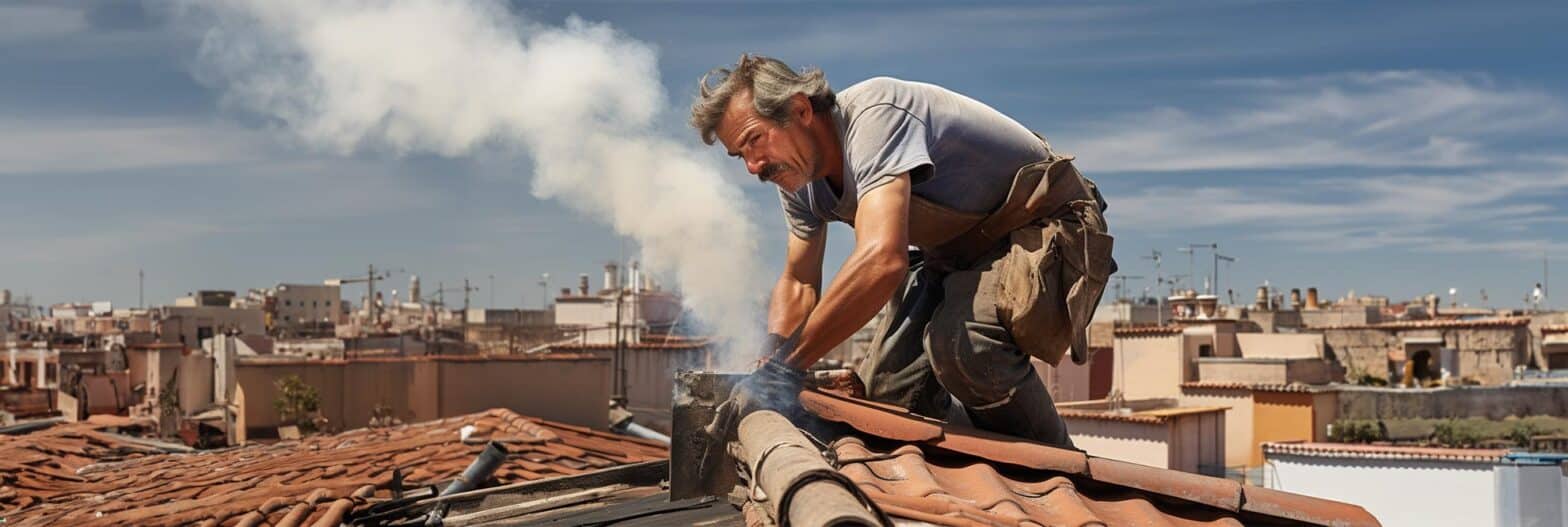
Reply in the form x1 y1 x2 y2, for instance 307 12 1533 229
1319 318 1531 385
156 305 266 348
272 283 343 335
1542 325 1568 369
1058 398 1227 476
1181 382 1338 474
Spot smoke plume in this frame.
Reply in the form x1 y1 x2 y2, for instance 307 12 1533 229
180 0 763 363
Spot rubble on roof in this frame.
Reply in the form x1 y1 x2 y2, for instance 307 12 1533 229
1 408 666 526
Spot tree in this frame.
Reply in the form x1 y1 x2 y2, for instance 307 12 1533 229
273 375 322 435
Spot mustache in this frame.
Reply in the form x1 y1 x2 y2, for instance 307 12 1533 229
758 163 788 183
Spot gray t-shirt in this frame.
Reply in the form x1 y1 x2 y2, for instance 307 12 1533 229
779 77 1052 241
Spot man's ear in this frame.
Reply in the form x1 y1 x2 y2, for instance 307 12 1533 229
791 93 814 125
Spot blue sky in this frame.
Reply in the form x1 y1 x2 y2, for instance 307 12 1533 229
2 1 1565 312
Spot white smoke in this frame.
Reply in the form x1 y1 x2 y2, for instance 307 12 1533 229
180 0 764 363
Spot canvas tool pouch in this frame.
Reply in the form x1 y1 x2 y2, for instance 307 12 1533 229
925 154 1115 367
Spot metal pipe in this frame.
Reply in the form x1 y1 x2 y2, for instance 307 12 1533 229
737 411 881 527
425 441 508 526
441 441 508 496
617 421 671 445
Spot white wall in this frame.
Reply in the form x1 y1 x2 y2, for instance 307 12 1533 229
1267 454 1496 527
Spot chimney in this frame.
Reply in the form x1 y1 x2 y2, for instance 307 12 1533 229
1290 288 1303 310
1255 286 1270 310
409 275 421 304
578 274 590 296
1306 287 1320 310
604 263 620 293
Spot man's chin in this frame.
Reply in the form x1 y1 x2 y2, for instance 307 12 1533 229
770 177 805 193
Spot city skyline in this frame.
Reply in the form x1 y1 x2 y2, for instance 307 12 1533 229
2 1 1565 312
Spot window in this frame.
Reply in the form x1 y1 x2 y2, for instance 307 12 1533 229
325 300 332 306
1198 344 1214 357
285 300 292 307
312 300 318 307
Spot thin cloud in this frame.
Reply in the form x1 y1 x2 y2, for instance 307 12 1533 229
0 118 274 175
0 5 86 42
1071 71 1564 173
1111 168 1568 256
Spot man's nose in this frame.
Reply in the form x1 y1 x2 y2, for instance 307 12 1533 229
745 157 765 175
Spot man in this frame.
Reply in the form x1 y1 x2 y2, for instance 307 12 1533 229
690 55 1113 446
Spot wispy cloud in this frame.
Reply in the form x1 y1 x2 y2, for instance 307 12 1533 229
1110 169 1568 255
0 118 275 175
0 5 86 42
1071 71 1564 172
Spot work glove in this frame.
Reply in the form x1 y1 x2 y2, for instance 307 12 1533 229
703 330 806 441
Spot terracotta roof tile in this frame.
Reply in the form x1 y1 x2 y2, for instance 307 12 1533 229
1181 381 1337 393
1542 324 1568 334
1113 325 1184 337
1262 441 1509 462
2 409 665 526
1316 317 1531 331
799 389 1380 527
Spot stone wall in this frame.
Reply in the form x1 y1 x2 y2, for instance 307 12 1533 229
1322 326 1529 385
1337 384 1568 420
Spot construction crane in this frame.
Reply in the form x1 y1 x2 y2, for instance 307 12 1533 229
325 264 399 326
426 280 480 322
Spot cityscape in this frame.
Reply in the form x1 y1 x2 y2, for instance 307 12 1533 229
4 1 1567 526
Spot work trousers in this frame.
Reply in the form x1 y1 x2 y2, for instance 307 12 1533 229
855 248 1074 447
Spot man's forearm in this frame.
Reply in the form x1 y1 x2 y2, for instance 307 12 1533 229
780 244 905 368
767 276 817 345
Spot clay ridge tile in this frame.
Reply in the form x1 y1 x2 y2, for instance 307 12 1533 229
1086 456 1242 512
1242 484 1381 527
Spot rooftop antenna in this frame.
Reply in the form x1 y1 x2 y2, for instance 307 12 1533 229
1178 243 1216 294
1141 250 1164 295
1112 275 1145 301
1213 250 1236 301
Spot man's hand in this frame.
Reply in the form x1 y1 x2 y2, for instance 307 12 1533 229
704 332 807 440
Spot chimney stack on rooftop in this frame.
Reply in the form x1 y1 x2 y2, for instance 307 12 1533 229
1255 286 1269 310
1306 287 1320 310
1290 288 1303 310
604 262 620 293
578 274 590 296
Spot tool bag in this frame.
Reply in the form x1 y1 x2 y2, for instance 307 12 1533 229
913 152 1116 366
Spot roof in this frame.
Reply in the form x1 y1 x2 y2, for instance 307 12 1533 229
1182 381 1339 393
234 353 606 366
1317 317 1532 331
1113 325 1183 337
1059 405 1230 424
1542 324 1568 335
547 341 712 351
797 390 1380 527
3 409 666 526
1262 441 1509 463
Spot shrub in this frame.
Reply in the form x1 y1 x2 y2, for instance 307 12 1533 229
273 375 322 435
1330 420 1384 443
1432 419 1483 448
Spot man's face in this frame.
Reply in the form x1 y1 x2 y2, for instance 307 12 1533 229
715 90 820 193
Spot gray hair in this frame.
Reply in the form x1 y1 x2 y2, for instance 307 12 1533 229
690 54 835 145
